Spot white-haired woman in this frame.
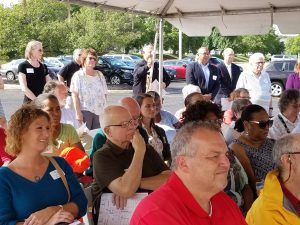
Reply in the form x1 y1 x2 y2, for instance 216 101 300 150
236 53 272 116
18 40 52 103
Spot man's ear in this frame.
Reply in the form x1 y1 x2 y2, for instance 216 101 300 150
176 156 189 173
103 126 111 137
280 154 291 166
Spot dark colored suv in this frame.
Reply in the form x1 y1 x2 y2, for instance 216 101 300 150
265 60 296 97
95 57 134 85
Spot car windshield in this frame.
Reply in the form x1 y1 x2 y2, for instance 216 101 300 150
130 55 141 60
105 58 128 66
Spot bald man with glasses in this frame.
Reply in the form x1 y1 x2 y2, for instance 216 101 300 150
186 47 220 101
91 105 170 222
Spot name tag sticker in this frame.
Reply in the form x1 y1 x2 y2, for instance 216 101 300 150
26 68 34 73
213 75 217 80
50 170 61 180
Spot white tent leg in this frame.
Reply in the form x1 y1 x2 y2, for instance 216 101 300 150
158 18 164 99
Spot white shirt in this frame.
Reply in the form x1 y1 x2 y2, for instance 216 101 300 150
236 70 272 112
225 63 232 78
269 113 299 139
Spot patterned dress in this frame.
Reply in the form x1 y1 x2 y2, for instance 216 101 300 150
231 138 275 181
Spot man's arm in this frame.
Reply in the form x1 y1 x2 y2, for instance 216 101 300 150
57 74 64 83
186 63 196 85
107 132 146 198
140 170 171 191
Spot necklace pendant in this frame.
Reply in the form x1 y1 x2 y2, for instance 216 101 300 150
34 176 41 182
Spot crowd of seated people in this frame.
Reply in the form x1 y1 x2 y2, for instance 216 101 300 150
1 56 300 224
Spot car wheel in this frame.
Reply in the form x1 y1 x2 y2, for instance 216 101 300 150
110 75 121 85
271 81 284 97
6 71 15 80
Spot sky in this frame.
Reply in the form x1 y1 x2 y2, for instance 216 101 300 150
0 0 20 7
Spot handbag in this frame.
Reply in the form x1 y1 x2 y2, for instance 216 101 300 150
48 157 71 202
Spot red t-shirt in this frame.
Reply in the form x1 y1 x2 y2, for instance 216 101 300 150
130 172 247 225
0 128 13 166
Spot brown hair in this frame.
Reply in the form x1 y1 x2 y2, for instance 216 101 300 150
80 48 98 66
6 105 50 156
294 60 300 74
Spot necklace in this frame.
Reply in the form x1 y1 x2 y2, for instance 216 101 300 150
34 176 41 182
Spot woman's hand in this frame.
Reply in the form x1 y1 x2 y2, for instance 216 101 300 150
24 207 58 225
46 209 74 225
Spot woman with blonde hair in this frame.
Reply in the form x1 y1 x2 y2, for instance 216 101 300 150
0 105 87 224
286 59 300 90
18 40 52 103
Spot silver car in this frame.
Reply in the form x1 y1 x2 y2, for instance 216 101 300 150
0 59 25 80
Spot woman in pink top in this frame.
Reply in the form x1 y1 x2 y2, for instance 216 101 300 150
286 60 300 90
0 128 13 166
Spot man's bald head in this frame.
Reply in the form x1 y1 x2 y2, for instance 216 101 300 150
119 97 141 120
101 105 131 128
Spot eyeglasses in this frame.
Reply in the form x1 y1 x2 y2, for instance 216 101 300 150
38 49 43 52
288 152 300 155
249 120 273 129
87 57 97 61
254 61 265 65
106 119 135 128
291 104 300 109
132 115 142 122
198 52 210 56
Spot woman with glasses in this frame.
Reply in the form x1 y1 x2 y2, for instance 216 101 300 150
269 89 300 139
236 53 273 116
18 40 52 103
136 93 171 165
230 104 276 196
70 48 108 130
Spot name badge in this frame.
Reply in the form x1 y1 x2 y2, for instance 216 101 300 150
26 68 34 73
50 170 61 180
212 75 217 80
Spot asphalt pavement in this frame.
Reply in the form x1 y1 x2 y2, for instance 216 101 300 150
0 79 279 120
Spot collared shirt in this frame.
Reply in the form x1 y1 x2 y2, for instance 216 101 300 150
269 113 300 139
130 172 247 225
200 63 210 88
225 63 232 78
236 70 272 112
280 179 300 216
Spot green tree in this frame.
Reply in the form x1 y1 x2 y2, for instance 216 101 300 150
285 35 300 55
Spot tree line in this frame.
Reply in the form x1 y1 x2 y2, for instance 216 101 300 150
0 0 294 61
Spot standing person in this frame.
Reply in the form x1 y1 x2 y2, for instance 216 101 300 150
285 59 300 90
18 40 52 103
132 44 170 99
215 48 242 106
70 48 108 130
186 47 220 101
130 122 247 225
246 134 300 225
236 52 272 115
269 89 300 139
0 105 87 224
57 49 82 88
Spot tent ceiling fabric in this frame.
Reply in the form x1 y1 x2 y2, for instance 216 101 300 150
61 0 300 35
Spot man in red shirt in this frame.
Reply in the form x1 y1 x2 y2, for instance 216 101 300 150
130 121 247 225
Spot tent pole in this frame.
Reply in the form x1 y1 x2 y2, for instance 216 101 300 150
158 18 164 99
179 29 182 60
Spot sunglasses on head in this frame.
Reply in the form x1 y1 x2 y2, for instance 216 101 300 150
249 120 273 129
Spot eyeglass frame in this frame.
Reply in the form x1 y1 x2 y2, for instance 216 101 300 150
248 120 273 129
105 119 135 129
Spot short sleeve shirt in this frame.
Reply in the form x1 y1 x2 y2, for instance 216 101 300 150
58 61 81 87
91 140 169 199
70 69 108 115
18 60 48 102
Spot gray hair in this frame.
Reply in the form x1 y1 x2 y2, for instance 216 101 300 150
24 40 42 60
182 84 201 100
32 93 58 109
231 99 252 115
43 81 65 94
73 48 83 60
273 134 296 172
249 52 265 65
171 121 220 169
142 44 153 53
278 89 300 113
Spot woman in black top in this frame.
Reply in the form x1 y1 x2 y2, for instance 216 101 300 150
18 40 52 103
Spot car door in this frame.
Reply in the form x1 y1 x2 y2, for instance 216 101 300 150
95 58 112 80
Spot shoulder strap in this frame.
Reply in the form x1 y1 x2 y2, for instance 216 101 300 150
277 114 291 133
47 157 71 202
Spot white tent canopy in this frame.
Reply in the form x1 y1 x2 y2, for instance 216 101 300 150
59 0 300 36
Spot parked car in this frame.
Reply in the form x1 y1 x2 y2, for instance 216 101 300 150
270 55 297 62
56 55 73 65
44 62 60 80
95 57 134 85
44 57 65 68
0 58 25 80
164 67 176 80
103 54 142 63
264 59 297 97
163 60 189 79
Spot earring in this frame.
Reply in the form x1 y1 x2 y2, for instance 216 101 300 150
244 130 249 136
